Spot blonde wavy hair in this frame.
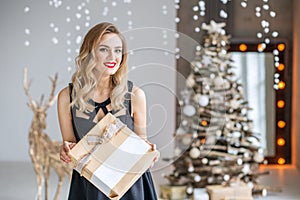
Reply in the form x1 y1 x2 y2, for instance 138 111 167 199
71 22 128 112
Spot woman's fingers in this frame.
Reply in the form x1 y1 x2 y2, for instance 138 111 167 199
144 139 156 151
63 141 71 152
149 146 160 168
154 151 160 163
146 142 160 167
60 148 71 163
151 143 156 151
69 142 76 149
60 141 75 163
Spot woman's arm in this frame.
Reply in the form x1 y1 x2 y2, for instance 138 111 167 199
131 86 147 139
57 86 76 163
131 86 160 166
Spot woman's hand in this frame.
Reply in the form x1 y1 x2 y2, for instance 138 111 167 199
147 141 160 168
151 145 160 168
60 141 76 163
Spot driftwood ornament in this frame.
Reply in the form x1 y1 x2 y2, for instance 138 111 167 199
23 68 72 200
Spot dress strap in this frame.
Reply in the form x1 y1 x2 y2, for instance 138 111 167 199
68 83 81 142
69 83 73 103
126 80 133 115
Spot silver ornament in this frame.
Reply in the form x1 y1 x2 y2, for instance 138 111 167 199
183 105 196 116
198 95 210 107
202 158 208 164
189 147 201 159
182 135 192 145
223 174 230 181
214 76 223 86
182 120 188 126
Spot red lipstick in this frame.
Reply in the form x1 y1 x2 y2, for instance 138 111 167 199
104 62 117 68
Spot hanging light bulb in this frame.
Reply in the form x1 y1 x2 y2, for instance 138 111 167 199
270 11 276 17
241 1 247 8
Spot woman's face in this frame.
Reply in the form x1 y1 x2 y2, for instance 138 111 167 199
94 33 123 77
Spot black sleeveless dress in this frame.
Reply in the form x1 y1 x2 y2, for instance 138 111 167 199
68 81 158 200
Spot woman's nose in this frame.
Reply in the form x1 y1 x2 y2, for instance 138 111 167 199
107 50 116 60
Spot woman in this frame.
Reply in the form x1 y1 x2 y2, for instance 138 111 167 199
58 22 158 200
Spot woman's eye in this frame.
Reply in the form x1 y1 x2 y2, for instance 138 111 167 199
115 49 122 54
99 48 108 52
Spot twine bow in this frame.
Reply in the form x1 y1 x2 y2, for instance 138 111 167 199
75 118 125 174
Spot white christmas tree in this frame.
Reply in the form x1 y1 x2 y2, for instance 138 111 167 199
165 20 270 197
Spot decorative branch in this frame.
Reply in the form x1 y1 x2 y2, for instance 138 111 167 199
23 67 36 109
43 73 58 111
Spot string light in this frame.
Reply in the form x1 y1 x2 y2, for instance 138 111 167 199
241 1 247 8
239 44 247 52
277 120 286 128
277 138 285 146
187 1 279 45
257 43 266 52
277 63 285 71
234 39 288 164
277 100 285 108
277 157 286 165
201 120 208 126
240 0 278 44
24 6 30 13
277 43 285 51
278 81 286 89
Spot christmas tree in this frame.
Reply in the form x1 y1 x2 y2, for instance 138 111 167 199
165 20 268 197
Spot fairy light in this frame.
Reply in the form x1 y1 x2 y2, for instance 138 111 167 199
231 40 288 164
277 138 285 146
277 158 286 165
257 43 266 52
277 120 286 128
272 31 279 37
24 6 30 13
201 120 208 126
241 1 247 8
278 63 285 71
199 1 205 16
277 43 285 51
239 44 247 52
220 9 228 19
200 138 206 144
278 81 286 89
240 0 278 44
277 100 285 108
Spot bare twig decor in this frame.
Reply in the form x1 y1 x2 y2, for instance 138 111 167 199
23 68 72 200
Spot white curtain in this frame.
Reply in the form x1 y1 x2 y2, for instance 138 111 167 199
231 52 275 156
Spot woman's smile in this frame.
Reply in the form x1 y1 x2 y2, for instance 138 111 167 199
104 61 117 68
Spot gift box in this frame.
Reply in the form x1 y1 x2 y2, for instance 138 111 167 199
69 113 159 200
206 183 253 200
160 185 187 200
193 188 209 200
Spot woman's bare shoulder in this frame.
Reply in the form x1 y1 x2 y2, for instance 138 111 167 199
132 85 145 98
58 86 70 104
131 85 146 114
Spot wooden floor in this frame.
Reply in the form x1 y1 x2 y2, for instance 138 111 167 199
0 162 299 200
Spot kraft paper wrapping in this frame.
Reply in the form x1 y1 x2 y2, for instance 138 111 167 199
160 185 187 200
206 184 253 200
69 113 159 200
